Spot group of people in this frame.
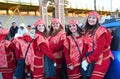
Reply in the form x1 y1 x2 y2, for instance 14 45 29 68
9 22 35 39
0 11 114 79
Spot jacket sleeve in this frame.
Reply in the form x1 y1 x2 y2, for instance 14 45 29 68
9 43 20 61
64 39 73 67
38 42 55 62
82 43 88 60
86 33 108 63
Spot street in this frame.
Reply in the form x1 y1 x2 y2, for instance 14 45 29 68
0 72 31 79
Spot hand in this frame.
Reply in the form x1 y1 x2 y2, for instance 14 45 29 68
69 65 74 70
54 63 57 67
82 60 88 71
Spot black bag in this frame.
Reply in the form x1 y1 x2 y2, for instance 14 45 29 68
14 39 33 78
44 55 56 78
14 59 25 78
59 60 68 79
80 52 95 79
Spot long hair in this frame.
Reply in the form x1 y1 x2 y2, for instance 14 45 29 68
84 20 100 34
49 24 63 37
66 24 83 36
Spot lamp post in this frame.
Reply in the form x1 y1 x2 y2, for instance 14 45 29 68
94 0 96 11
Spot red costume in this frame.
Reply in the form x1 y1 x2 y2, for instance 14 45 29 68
31 19 54 79
64 35 87 79
84 26 114 79
48 18 66 79
63 19 87 79
49 30 66 79
31 32 54 79
0 28 16 79
11 33 34 79
83 11 114 79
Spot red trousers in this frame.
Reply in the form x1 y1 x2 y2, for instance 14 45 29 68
90 58 111 79
2 73 13 79
67 66 81 79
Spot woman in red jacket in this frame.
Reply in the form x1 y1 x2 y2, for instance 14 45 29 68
0 28 16 79
82 11 114 79
31 19 55 79
48 18 66 79
64 19 87 79
11 33 34 79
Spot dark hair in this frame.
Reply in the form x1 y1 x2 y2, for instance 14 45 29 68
85 20 100 34
35 25 48 37
49 24 63 36
28 25 31 27
12 22 16 25
4 34 12 40
66 24 83 36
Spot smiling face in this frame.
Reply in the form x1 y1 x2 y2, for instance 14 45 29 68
36 24 45 33
88 15 97 26
68 24 78 33
51 22 60 31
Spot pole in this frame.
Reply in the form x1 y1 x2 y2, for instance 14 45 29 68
110 0 112 16
94 0 96 11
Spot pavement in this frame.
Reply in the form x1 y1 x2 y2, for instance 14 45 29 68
0 72 31 79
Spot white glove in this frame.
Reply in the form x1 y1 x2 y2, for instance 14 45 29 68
69 65 74 70
54 63 57 67
82 60 88 71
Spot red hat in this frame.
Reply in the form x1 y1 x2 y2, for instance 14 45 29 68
34 19 45 28
51 18 63 29
88 11 100 20
68 19 78 25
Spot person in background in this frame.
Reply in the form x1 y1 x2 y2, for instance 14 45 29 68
15 23 28 38
11 33 33 79
9 22 18 38
27 25 35 38
48 18 66 79
82 11 114 79
64 19 87 79
27 25 32 32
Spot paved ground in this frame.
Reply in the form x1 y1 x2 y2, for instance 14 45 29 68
0 72 31 79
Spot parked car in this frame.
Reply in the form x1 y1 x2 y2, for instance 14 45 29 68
102 18 120 79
